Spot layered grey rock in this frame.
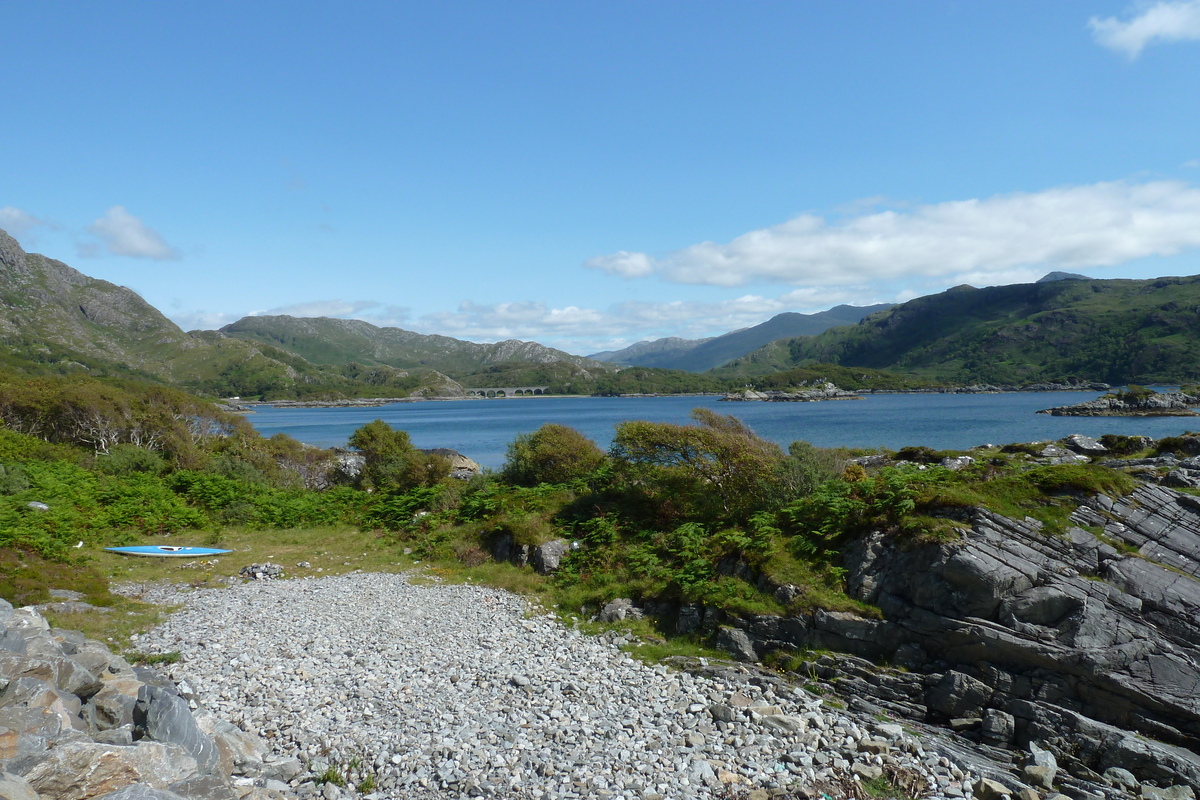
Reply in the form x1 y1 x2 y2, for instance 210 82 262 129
0 600 285 800
705 482 1200 791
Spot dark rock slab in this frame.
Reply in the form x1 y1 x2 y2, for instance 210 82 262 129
134 685 220 775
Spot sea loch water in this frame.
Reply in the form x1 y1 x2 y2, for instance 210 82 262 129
244 392 1200 470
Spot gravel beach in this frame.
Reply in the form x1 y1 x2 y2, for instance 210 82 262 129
128 572 978 800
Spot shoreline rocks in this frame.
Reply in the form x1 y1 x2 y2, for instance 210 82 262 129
0 598 292 800
684 483 1200 795
1038 390 1200 416
721 383 862 402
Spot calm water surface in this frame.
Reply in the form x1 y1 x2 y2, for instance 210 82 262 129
245 392 1200 470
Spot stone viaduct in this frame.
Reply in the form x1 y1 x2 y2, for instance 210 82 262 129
464 386 551 398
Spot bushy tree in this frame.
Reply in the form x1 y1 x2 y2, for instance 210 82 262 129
610 408 787 520
347 419 448 491
502 423 606 486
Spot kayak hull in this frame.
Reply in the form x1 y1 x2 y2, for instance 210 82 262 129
104 546 233 558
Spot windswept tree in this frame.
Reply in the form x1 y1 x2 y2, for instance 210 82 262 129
610 408 788 521
501 423 606 487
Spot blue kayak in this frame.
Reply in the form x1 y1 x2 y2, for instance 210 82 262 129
105 546 233 558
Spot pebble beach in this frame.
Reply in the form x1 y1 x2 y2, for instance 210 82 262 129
128 572 984 800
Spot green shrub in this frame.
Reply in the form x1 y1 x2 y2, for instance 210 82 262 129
1099 434 1151 456
502 424 606 487
611 408 787 522
348 420 449 491
96 444 167 476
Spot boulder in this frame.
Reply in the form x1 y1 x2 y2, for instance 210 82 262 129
1062 434 1107 454
134 684 220 775
598 598 643 623
85 674 144 732
925 671 992 719
24 741 199 799
0 772 40 800
530 539 570 574
715 626 758 662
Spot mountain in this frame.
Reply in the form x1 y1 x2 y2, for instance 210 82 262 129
721 275 1200 385
1037 271 1090 283
588 305 893 372
0 229 635 399
219 315 614 377
0 230 465 398
588 336 711 366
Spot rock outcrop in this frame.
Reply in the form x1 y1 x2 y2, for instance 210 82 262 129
489 535 574 575
0 599 295 800
721 382 862 402
700 483 1200 793
1039 391 1200 416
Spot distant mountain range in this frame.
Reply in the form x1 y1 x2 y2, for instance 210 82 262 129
721 275 1200 385
7 224 1200 396
0 230 651 398
220 314 606 375
588 304 893 372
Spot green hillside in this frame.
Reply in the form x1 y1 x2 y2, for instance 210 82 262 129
0 230 465 400
722 277 1200 385
220 314 614 376
0 230 730 398
590 304 892 372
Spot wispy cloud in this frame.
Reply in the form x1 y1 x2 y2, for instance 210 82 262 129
587 180 1200 288
1089 1 1200 58
85 206 179 260
169 309 244 332
260 299 392 319
416 291 879 354
0 206 49 239
174 289 897 355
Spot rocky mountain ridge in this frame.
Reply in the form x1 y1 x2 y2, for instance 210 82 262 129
725 275 1200 385
0 230 588 399
590 305 893 372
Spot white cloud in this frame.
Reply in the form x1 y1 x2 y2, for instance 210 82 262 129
85 206 179 260
1089 1 1200 58
168 310 244 331
0 206 48 238
261 299 389 319
587 180 1200 288
415 291 887 354
583 250 656 278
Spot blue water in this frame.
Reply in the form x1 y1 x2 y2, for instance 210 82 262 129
244 392 1200 470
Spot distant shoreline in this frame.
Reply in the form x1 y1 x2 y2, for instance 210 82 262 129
229 383 1112 410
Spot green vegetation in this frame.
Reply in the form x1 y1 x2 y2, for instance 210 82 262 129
719 275 1200 385
713 362 938 391
502 424 607 487
0 367 1147 665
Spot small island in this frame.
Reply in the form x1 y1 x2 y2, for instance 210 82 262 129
1038 384 1200 416
721 381 862 402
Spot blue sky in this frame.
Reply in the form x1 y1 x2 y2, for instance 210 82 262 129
4 1 1200 355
